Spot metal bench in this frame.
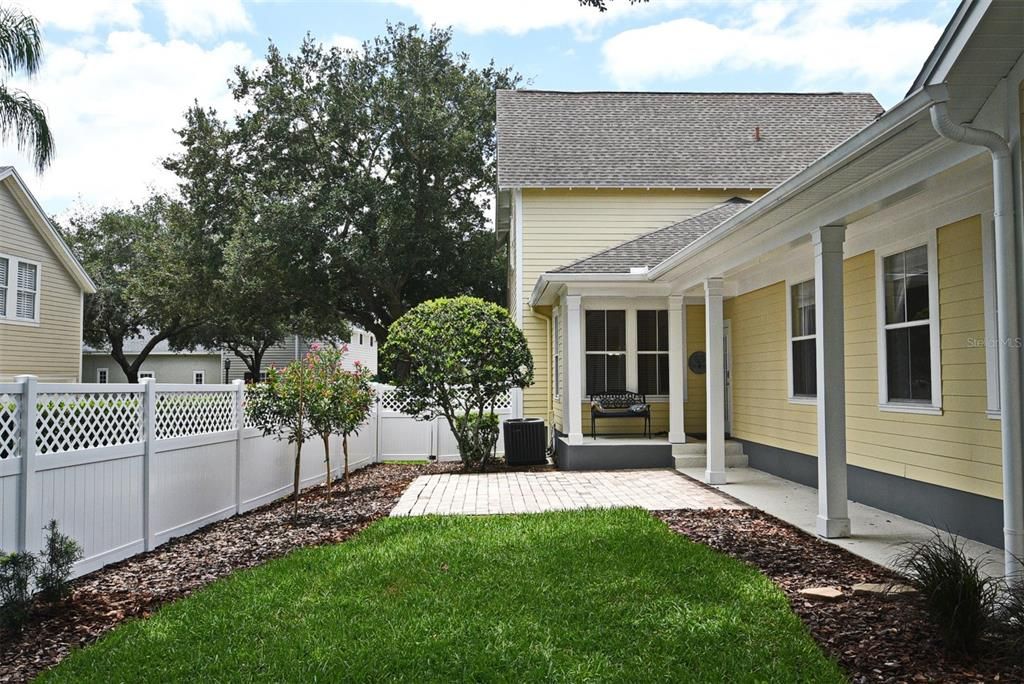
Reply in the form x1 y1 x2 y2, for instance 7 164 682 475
590 391 651 438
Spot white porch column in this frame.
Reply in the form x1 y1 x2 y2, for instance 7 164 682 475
668 295 687 446
704 278 726 484
813 225 851 538
565 295 584 445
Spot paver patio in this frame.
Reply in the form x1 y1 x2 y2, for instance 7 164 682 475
390 469 744 516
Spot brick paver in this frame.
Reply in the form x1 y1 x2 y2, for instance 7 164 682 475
390 469 744 516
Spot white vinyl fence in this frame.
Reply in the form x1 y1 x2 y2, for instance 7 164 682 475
0 377 510 578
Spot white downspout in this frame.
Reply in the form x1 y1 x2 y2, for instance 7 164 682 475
930 89 1024 584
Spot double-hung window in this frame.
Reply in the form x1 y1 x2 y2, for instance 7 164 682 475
0 254 40 323
552 309 561 400
636 310 669 395
585 310 626 395
881 243 936 406
193 370 205 385
789 280 816 398
97 368 109 384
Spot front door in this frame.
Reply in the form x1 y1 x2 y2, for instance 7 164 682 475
723 320 732 436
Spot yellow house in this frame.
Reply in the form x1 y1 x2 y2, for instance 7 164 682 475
0 167 96 382
501 0 1024 577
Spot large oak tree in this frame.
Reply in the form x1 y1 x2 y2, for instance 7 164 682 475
168 24 515 353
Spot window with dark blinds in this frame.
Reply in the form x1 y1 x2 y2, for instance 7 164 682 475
585 310 626 394
637 310 669 395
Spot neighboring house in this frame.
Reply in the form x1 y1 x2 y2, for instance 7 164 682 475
224 326 379 383
82 332 222 385
0 167 96 382
502 0 1024 570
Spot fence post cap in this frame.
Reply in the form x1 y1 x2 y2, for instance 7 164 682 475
14 374 38 382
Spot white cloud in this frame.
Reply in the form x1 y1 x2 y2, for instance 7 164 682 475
156 0 252 40
15 0 141 33
328 34 363 53
601 0 943 105
0 31 255 212
386 0 680 36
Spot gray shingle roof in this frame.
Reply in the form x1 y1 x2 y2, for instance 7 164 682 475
496 90 883 189
82 329 218 355
555 198 752 274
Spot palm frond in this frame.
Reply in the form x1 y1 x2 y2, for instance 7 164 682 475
0 7 41 76
0 84 53 172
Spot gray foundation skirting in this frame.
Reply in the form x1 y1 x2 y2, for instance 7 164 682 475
554 437 672 471
737 439 1005 549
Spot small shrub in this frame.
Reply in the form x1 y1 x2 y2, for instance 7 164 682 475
894 533 998 654
36 520 83 604
995 575 1024 656
0 551 38 631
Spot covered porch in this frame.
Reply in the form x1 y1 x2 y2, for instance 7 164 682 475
529 38 1024 581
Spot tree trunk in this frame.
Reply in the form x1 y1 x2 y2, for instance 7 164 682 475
343 434 350 491
292 438 303 516
322 433 332 497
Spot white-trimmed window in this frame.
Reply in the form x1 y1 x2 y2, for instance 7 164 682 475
0 253 41 323
981 215 1000 418
139 371 155 382
193 370 205 385
877 238 941 412
585 309 626 395
552 308 561 400
96 368 109 384
788 279 816 399
636 310 669 396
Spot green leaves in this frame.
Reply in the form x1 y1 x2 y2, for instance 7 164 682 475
381 296 532 469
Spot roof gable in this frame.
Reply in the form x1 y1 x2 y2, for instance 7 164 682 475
497 90 883 190
0 167 96 293
555 198 752 275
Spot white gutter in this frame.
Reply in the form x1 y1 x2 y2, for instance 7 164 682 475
529 271 651 307
930 87 1024 584
647 87 939 281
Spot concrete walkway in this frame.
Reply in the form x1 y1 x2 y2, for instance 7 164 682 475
679 466 1007 576
390 469 743 516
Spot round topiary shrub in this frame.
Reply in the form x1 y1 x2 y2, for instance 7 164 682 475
381 296 533 470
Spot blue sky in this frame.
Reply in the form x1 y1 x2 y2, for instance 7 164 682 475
7 0 958 214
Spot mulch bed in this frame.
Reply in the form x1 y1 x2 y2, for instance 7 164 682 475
0 462 460 683
656 509 1023 683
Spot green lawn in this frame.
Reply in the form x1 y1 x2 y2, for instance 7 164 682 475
43 509 843 683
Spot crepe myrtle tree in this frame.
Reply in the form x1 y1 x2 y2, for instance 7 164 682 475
381 297 533 471
245 358 317 516
307 344 375 495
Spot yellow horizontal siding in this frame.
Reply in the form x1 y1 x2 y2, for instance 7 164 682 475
727 215 1001 499
0 183 83 382
521 189 762 424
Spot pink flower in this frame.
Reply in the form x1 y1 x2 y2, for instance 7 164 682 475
310 342 322 352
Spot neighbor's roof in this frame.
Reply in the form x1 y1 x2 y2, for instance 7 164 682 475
555 198 752 274
496 90 884 190
82 330 219 356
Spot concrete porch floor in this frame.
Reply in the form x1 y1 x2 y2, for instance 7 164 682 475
679 466 1007 577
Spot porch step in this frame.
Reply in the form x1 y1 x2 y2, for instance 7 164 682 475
673 440 748 469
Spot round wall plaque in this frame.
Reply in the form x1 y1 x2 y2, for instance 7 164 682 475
688 351 706 375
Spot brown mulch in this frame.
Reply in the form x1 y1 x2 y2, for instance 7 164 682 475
0 462 461 683
656 509 1023 683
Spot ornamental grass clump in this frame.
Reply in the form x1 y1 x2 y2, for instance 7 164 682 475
381 297 533 471
894 533 999 655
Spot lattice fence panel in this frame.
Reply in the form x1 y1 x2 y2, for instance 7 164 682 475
156 391 236 439
36 393 143 454
376 385 511 414
0 392 20 459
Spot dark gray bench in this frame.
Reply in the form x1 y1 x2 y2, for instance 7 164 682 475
590 391 651 438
